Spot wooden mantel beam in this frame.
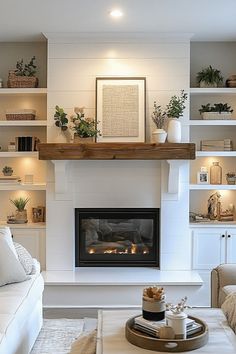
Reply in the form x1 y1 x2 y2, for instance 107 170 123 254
38 143 195 161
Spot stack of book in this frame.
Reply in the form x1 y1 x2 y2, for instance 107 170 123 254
133 315 203 338
200 139 233 151
15 136 39 152
0 176 21 184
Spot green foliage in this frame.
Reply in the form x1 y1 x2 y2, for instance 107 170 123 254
199 103 233 114
2 166 13 174
71 107 100 138
14 56 37 77
226 172 236 178
54 105 68 131
152 102 167 129
166 90 188 118
10 197 30 211
196 65 223 86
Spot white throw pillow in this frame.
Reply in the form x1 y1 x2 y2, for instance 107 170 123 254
0 227 18 258
14 242 34 275
0 237 28 286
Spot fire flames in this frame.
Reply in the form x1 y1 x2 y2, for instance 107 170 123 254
88 244 149 255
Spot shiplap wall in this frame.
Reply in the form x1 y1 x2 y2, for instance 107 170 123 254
46 34 191 271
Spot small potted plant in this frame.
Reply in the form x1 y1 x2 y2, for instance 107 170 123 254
142 286 166 321
226 172 236 185
151 102 167 143
199 103 233 120
2 166 13 176
165 296 189 339
196 65 223 88
166 90 188 143
54 105 69 131
7 56 38 88
70 107 100 143
10 197 30 223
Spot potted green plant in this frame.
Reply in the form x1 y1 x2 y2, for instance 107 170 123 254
196 65 223 88
226 172 236 185
2 166 13 176
10 197 30 223
54 105 69 131
7 56 38 88
151 102 167 143
199 102 233 120
70 107 100 143
166 90 188 143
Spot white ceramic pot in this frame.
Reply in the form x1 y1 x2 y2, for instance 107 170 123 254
200 81 218 88
167 118 181 143
152 129 167 143
165 311 187 339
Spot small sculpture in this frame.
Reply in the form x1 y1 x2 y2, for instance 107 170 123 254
207 192 221 219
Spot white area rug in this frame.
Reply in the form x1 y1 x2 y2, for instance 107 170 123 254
31 318 97 354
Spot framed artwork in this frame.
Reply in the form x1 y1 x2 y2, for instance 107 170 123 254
197 171 209 184
96 77 146 142
32 206 45 222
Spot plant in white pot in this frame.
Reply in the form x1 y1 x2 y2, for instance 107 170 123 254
199 103 233 120
2 166 13 176
166 296 189 339
70 107 100 143
196 65 223 88
151 102 167 143
10 197 30 223
166 90 188 143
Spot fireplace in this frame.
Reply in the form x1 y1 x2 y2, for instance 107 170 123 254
75 208 159 267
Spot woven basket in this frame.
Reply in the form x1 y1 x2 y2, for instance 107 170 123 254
7 71 38 88
6 113 35 120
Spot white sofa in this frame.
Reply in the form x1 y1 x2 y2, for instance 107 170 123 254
0 228 44 354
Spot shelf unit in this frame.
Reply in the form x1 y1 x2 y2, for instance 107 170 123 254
0 151 39 157
190 88 236 95
0 183 46 191
189 184 236 191
0 88 47 95
0 120 47 126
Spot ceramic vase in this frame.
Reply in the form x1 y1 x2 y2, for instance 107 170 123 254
142 298 166 321
15 210 28 223
152 129 167 143
165 311 187 339
167 118 181 143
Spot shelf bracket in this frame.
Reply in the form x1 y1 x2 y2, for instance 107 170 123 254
52 160 70 197
166 160 183 194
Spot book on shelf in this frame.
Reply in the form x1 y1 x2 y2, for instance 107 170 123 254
15 136 40 152
133 316 202 338
200 139 233 151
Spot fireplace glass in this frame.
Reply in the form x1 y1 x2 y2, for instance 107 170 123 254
75 208 159 267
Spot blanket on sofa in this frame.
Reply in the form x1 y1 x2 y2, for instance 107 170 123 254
222 292 236 333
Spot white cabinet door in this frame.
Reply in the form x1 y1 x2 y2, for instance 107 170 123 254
192 229 226 270
226 230 236 263
11 228 46 270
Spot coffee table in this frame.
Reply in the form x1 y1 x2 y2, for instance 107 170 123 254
96 309 236 354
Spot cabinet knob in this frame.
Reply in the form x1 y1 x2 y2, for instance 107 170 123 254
222 234 225 238
228 234 231 238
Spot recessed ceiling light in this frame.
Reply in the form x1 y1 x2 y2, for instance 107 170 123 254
110 9 123 18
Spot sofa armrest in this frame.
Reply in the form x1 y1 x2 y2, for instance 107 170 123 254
211 263 236 307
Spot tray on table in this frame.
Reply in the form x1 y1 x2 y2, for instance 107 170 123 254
125 315 208 352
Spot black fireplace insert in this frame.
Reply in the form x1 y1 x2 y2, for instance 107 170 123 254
75 208 159 267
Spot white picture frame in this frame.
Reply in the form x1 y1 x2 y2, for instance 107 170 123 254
197 171 209 184
96 77 146 142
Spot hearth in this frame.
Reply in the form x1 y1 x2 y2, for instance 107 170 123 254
75 208 159 267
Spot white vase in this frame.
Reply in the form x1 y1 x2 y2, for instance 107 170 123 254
165 311 187 339
152 129 167 143
167 118 181 143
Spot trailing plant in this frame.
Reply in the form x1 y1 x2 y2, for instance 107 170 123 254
10 197 30 211
166 296 189 314
14 56 37 77
166 90 188 118
152 102 167 129
196 65 223 86
71 107 100 138
2 166 13 174
54 105 69 131
199 103 233 114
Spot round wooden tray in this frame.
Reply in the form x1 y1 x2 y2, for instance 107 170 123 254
125 315 209 352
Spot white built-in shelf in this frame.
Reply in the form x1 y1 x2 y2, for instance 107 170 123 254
0 183 46 191
0 88 47 95
189 120 236 126
190 88 236 95
0 221 46 229
0 120 47 126
189 184 236 190
0 152 39 158
196 151 236 157
190 222 236 228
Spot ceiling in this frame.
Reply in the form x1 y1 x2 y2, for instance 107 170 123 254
0 0 236 42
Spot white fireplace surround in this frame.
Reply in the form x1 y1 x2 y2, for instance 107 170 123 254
45 32 191 272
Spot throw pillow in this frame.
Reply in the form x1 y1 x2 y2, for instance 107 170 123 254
14 242 34 275
0 237 28 286
0 226 18 258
